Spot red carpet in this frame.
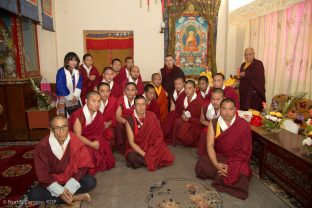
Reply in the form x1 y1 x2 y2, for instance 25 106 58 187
0 145 36 207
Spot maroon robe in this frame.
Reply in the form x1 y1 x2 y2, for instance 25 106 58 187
196 88 210 101
206 87 240 109
100 96 117 143
113 67 127 83
239 59 266 111
195 117 252 199
146 98 161 120
160 65 185 96
197 101 211 157
173 95 203 147
95 76 123 98
121 77 144 95
162 91 186 144
79 65 100 105
68 108 115 174
34 132 94 187
115 96 135 154
125 111 174 171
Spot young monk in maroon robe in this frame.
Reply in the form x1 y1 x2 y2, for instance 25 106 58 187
125 95 174 171
206 73 240 109
144 84 161 120
172 80 203 147
79 54 100 105
69 91 115 174
197 88 224 157
195 98 252 200
29 115 96 205
114 56 136 83
120 65 144 95
162 77 186 144
160 55 186 96
151 73 168 124
97 82 117 145
115 82 137 153
239 48 266 111
110 58 122 79
97 66 122 98
196 76 211 101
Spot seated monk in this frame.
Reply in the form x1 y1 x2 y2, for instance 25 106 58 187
197 88 224 157
162 76 186 144
172 80 203 147
69 91 115 174
195 98 252 200
97 82 117 145
125 95 175 171
207 73 240 109
151 73 168 124
196 76 211 101
115 82 137 153
97 66 122 98
143 84 161 120
28 115 96 205
120 65 144 95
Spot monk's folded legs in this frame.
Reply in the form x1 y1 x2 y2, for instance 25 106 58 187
126 151 146 169
28 174 96 205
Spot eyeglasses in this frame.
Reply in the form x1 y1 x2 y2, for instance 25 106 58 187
52 125 69 132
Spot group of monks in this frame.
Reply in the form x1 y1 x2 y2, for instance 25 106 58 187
29 52 258 205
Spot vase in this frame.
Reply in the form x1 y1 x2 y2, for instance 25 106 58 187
267 128 281 133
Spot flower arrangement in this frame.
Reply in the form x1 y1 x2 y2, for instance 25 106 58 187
29 77 53 110
263 111 284 131
302 118 312 152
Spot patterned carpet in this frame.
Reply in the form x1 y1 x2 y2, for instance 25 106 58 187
0 145 36 207
146 178 222 208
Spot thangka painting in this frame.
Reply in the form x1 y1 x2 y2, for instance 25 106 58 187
175 16 208 75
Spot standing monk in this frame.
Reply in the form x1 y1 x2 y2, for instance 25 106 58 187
69 91 115 174
115 82 137 153
97 82 117 145
28 115 96 205
125 95 174 171
114 57 136 83
160 55 185 96
195 98 252 199
151 73 168 123
239 48 266 111
79 54 100 105
172 80 203 147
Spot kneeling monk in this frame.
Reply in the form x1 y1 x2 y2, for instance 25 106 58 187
69 91 115 174
195 98 252 199
173 80 203 147
125 95 174 171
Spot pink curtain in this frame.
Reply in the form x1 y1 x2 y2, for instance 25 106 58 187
244 0 312 103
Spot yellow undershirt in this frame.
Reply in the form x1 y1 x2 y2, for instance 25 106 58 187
215 122 221 138
244 61 252 70
154 85 162 96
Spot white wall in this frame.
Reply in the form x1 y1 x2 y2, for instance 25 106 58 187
54 0 164 81
37 0 58 83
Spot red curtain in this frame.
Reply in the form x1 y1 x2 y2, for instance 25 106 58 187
86 37 133 50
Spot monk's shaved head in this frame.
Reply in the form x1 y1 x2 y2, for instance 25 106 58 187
212 88 224 97
244 47 255 62
86 91 100 99
49 115 67 129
